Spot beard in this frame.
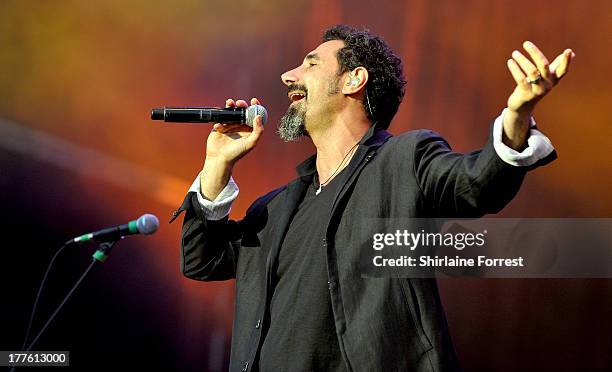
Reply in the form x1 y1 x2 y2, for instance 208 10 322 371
277 103 307 142
277 77 341 142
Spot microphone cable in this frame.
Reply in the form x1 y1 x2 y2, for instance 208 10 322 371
12 240 115 371
23 258 97 352
20 241 71 350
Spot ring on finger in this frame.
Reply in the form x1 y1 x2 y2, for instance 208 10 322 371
527 74 543 84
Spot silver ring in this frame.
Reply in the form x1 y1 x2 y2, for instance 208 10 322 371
527 75 542 84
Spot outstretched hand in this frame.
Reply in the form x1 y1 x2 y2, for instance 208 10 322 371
502 41 575 150
506 41 575 114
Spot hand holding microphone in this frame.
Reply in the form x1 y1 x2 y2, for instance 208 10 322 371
152 97 266 201
204 97 266 164
203 98 266 201
152 97 266 163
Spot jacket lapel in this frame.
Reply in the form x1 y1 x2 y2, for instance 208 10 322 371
263 177 308 296
329 126 392 220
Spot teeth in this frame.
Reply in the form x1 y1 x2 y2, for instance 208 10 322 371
289 92 305 101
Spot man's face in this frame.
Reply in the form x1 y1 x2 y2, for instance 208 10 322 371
278 40 345 141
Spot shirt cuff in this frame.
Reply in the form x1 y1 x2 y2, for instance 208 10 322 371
188 171 239 220
492 108 556 167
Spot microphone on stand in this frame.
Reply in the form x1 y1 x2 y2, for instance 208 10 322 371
69 214 159 245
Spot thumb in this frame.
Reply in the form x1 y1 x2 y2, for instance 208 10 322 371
550 49 575 81
244 115 264 148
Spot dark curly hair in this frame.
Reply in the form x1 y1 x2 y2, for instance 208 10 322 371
323 25 406 129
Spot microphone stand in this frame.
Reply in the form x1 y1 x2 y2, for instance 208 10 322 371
10 240 119 372
91 240 118 264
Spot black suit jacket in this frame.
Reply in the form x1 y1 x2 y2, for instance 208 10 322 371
175 122 555 372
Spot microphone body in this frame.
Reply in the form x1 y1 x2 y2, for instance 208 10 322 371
71 214 159 244
151 105 267 127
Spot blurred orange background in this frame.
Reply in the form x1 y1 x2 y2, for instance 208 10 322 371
1 1 610 370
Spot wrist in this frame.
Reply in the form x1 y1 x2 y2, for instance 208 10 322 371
502 108 531 151
203 156 235 172
506 106 532 120
200 158 233 201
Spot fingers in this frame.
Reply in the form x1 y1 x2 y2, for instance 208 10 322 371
507 59 529 87
511 49 541 82
227 97 263 107
244 115 264 148
213 123 252 134
523 41 551 80
550 49 575 80
220 97 263 131
505 42 575 114
212 116 263 150
226 98 248 108
234 97 262 108
513 42 576 85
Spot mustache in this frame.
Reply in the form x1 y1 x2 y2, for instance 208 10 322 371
287 83 308 96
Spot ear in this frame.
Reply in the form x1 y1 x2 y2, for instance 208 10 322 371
342 67 369 95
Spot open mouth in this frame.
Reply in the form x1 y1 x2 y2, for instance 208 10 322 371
288 91 306 103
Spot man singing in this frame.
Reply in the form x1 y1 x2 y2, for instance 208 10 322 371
173 25 574 371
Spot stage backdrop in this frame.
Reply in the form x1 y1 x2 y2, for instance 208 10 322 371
1 1 610 371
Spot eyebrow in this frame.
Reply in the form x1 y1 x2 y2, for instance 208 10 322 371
305 53 320 62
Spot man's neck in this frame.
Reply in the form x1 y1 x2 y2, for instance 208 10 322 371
310 113 371 184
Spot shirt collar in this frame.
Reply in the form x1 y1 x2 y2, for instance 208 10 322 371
295 122 391 178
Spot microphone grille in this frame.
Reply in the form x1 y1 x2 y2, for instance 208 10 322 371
136 214 160 235
245 105 268 127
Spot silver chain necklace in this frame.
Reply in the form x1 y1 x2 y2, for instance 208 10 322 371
315 142 359 195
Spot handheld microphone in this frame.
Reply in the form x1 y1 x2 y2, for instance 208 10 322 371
151 105 268 127
70 214 160 244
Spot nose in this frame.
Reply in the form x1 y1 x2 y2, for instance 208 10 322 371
281 67 298 86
